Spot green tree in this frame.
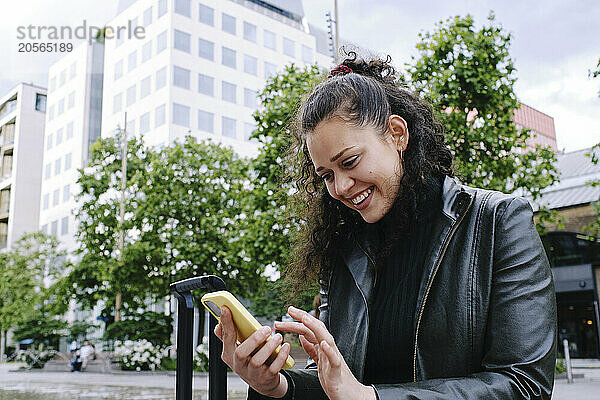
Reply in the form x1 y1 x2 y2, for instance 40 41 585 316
0 232 67 349
244 64 324 316
132 136 261 298
406 14 559 211
64 136 158 315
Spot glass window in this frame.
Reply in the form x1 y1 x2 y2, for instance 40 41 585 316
301 45 313 64
68 91 75 109
114 59 123 80
70 62 77 79
66 121 74 139
264 62 277 79
198 110 214 133
61 216 69 235
174 29 191 53
53 189 59 206
199 3 214 26
155 104 166 127
35 93 47 112
283 37 295 58
222 13 236 35
221 81 236 103
59 69 66 86
128 50 137 72
41 224 48 234
64 153 72 170
143 6 153 26
244 122 256 141
54 158 61 175
48 105 54 121
197 73 214 96
222 116 236 138
264 30 276 50
49 77 56 92
157 30 167 53
46 134 53 150
174 0 191 17
158 0 167 17
56 128 63 145
172 103 190 127
198 38 214 61
243 22 257 42
51 220 58 236
57 98 64 115
140 112 150 133
113 93 122 113
126 84 136 106
141 76 151 98
44 164 51 179
221 46 236 68
173 66 190 89
63 184 70 202
142 40 152 62
156 67 167 90
43 193 49 210
243 54 257 75
126 119 135 135
244 88 257 108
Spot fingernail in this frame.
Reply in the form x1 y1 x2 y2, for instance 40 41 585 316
262 326 271 335
274 333 282 341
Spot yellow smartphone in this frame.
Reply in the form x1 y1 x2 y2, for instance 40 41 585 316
201 290 295 370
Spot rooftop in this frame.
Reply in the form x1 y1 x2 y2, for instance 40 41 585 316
531 147 600 211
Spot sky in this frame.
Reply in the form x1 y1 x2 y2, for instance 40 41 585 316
1 0 598 152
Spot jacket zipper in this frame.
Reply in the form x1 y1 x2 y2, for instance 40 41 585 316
412 201 471 382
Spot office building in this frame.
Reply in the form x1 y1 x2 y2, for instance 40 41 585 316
39 41 105 252
0 83 47 249
101 0 333 157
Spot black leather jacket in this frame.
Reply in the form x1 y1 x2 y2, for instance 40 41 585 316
250 177 557 400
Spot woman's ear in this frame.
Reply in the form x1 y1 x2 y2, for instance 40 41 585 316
388 115 409 152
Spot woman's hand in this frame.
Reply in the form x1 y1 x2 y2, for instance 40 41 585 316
214 306 291 398
275 306 376 400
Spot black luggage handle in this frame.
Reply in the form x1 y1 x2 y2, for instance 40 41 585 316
170 275 227 400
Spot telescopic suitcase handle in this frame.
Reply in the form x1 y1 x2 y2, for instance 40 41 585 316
170 275 227 400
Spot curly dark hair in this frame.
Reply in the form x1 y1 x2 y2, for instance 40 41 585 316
286 53 453 300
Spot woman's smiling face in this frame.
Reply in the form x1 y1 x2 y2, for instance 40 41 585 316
307 116 408 223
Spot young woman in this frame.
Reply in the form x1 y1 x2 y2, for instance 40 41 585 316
215 54 557 399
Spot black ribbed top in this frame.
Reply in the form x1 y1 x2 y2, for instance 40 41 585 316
362 175 442 385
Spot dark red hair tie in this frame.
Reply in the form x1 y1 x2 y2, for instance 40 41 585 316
328 65 353 78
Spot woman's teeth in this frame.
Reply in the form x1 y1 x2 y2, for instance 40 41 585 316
352 187 372 205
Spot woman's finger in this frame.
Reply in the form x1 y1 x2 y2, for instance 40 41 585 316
320 340 341 368
249 333 282 367
299 334 319 361
298 310 335 345
268 342 291 374
213 322 223 341
235 325 272 360
274 321 319 344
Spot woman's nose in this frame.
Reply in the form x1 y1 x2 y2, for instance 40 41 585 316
334 174 354 198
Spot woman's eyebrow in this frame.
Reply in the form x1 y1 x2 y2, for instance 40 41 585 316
316 146 356 172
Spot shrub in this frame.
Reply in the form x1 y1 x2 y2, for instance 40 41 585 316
193 337 209 372
555 357 566 374
113 339 166 371
15 349 57 369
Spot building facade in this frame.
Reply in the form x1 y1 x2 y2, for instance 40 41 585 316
101 0 333 157
514 102 558 151
39 41 104 253
0 83 47 249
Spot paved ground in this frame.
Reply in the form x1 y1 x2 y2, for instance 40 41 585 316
2 360 600 399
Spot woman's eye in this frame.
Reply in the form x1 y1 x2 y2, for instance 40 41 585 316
321 173 333 181
342 156 358 167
